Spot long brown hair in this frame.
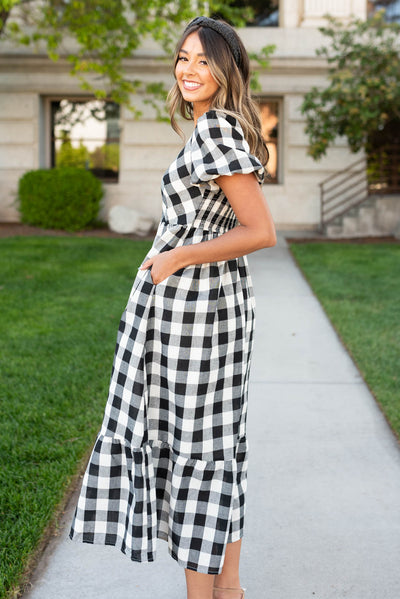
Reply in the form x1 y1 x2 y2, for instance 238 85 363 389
168 20 269 167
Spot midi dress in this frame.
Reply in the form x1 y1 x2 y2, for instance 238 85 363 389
69 109 265 575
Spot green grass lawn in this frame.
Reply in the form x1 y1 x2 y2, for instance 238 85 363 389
2 237 399 597
289 242 400 440
0 236 152 599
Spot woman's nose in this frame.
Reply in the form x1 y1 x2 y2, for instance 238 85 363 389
183 59 196 75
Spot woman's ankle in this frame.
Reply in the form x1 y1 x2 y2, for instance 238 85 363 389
213 587 244 599
214 574 242 589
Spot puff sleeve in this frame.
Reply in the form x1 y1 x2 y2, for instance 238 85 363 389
190 110 265 187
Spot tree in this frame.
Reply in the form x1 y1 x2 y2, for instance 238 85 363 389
220 0 278 26
56 133 90 169
0 0 272 115
301 10 400 160
90 143 119 172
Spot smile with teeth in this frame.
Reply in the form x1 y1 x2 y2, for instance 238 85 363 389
183 80 202 90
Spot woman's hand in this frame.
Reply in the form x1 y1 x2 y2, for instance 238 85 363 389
140 248 183 285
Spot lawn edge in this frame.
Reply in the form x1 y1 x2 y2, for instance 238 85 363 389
288 242 400 448
9 447 93 599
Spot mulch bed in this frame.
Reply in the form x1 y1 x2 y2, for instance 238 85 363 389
287 235 399 244
0 222 157 240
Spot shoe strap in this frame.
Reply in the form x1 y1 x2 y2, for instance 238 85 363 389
213 588 246 595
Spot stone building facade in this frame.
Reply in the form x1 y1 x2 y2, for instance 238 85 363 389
0 0 368 230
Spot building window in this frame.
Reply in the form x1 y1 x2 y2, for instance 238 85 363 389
258 100 280 184
230 1 279 27
50 99 120 182
368 0 400 22
367 119 400 193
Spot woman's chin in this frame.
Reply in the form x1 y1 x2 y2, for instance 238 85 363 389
181 90 198 103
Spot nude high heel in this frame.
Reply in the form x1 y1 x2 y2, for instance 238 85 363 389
213 587 246 599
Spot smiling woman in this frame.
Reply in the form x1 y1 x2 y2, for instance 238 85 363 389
175 35 219 116
168 18 269 169
68 16 276 599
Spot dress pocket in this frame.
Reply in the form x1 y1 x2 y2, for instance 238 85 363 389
127 267 155 305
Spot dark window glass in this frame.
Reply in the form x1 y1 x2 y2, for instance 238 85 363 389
51 99 120 182
368 0 400 22
230 1 279 27
367 119 400 193
258 100 279 184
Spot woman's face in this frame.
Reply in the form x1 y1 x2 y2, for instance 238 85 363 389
175 31 219 119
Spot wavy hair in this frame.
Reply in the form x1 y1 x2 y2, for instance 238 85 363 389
168 20 269 167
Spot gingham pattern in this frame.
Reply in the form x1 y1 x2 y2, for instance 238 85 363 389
69 110 264 574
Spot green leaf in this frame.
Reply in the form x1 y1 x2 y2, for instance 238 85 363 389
302 12 400 160
0 0 275 118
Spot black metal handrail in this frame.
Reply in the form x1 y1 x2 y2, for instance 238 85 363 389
319 157 367 228
319 146 400 229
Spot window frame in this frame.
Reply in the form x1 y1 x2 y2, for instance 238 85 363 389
368 0 400 23
41 95 120 183
256 96 283 185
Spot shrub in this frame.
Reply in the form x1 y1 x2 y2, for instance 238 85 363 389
18 167 103 231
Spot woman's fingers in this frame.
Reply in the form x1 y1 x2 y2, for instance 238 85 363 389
139 249 183 284
139 258 153 269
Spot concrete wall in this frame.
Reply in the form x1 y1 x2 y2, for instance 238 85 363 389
0 93 39 221
109 104 193 224
0 56 187 224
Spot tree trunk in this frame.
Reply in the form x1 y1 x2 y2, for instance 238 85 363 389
0 10 10 36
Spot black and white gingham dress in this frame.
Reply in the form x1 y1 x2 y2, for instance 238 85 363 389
69 109 264 574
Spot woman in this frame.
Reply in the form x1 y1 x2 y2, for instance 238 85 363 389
69 16 276 599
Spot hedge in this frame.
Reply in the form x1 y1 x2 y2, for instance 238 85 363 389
18 168 103 231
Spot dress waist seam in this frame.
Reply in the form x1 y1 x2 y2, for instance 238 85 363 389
160 220 234 235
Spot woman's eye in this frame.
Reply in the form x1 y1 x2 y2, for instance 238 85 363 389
199 60 208 65
178 56 187 62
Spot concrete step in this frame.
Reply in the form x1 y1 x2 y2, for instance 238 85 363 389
347 206 360 217
362 196 376 208
357 206 378 235
324 193 400 237
342 214 361 236
325 224 344 237
328 214 344 227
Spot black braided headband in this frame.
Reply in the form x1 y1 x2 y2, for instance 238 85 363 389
184 16 242 68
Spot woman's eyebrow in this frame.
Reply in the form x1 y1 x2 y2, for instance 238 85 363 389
179 48 206 56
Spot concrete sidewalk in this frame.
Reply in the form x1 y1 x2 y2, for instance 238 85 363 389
25 234 400 599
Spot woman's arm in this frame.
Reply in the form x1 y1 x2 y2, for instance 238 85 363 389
140 172 276 284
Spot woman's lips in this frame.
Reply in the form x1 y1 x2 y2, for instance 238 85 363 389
182 80 202 90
